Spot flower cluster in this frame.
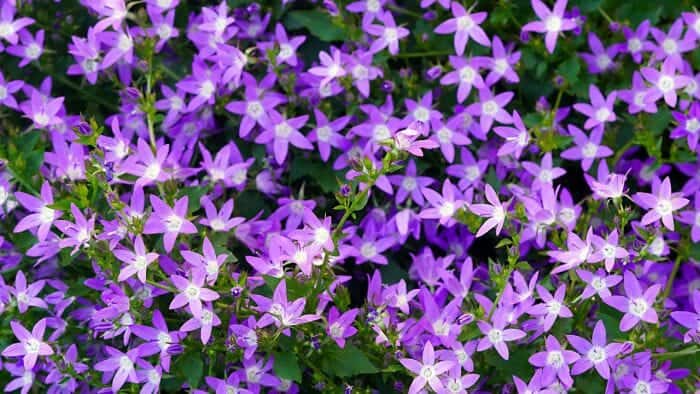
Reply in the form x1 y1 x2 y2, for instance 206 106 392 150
0 0 699 393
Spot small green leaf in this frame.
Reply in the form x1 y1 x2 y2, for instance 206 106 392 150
175 352 204 389
557 57 580 84
322 344 379 377
273 352 302 383
285 11 345 42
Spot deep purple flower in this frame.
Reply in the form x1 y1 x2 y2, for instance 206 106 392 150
366 11 410 55
466 89 514 134
521 0 576 53
641 57 690 108
169 267 220 318
573 85 617 130
440 55 488 103
476 311 526 360
251 280 319 331
604 271 661 332
327 307 359 348
566 320 623 379
94 346 143 392
255 111 312 164
143 195 197 252
528 335 579 387
0 3 34 45
560 125 612 171
13 181 62 242
632 176 689 231
670 290 700 343
2 319 53 369
115 235 158 283
470 183 509 237
434 3 490 55
671 102 700 151
577 269 622 299
308 109 351 162
399 341 454 394
579 32 619 74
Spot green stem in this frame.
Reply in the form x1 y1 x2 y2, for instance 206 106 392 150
598 7 614 24
661 255 682 302
396 50 453 58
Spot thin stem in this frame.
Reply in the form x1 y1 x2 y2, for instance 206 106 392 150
598 7 614 24
662 255 682 302
387 4 422 18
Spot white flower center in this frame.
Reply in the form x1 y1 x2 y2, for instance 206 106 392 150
487 328 503 343
595 107 611 122
201 309 213 324
662 39 677 55
199 80 215 98
117 34 132 52
366 0 381 12
246 101 263 118
278 44 293 60
447 379 463 393
316 126 332 141
539 169 553 183
185 284 201 300
402 176 417 191
587 346 607 363
373 124 391 141
547 300 562 315
360 242 377 258
545 16 562 32
440 201 456 218
210 218 226 231
206 260 219 276
352 64 368 79
413 107 430 122
133 255 148 270
436 127 452 143
465 165 480 181
628 38 642 52
383 27 398 42
685 79 698 95
148 369 161 384
686 118 700 133
649 237 664 256
39 205 55 223
596 55 611 70
275 122 292 138
459 66 476 83
246 366 261 383
634 381 652 394
695 212 700 227
582 142 598 158
633 91 647 107
314 227 330 244
655 199 672 216
658 75 675 92
119 356 133 371
164 214 183 232
232 169 246 185
547 351 564 368
482 100 499 116
144 163 161 180
591 276 606 291
419 365 436 379
494 59 508 74
0 23 15 38
24 338 40 354
157 23 172 39
602 244 616 259
0 85 7 100
34 112 50 127
329 322 343 338
157 332 171 350
629 298 649 317
26 43 41 59
457 15 475 30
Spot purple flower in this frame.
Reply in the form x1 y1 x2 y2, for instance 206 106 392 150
440 55 488 103
366 11 410 55
528 335 579 387
67 28 102 84
169 267 220 318
115 235 158 283
19 90 64 129
434 3 490 55
641 57 690 108
399 341 454 394
308 109 351 162
393 122 439 157
199 196 245 232
121 139 170 186
577 269 622 299
309 46 346 87
678 191 700 242
493 110 530 158
180 304 221 344
470 183 509 237
619 20 654 63
573 85 617 130
671 102 700 151
528 284 573 332
143 195 197 252
181 237 228 285
6 29 43 67
131 310 183 372
0 71 23 109
251 280 319 331
94 347 143 393
633 176 689 231
466 89 514 134
566 320 623 379
604 271 661 332
560 125 613 171
420 179 466 227
326 307 359 348
589 230 629 272
477 311 526 360
256 111 312 164
650 18 695 62
266 23 306 67
230 316 259 359
548 229 593 274
579 32 619 74
13 181 62 242
523 152 566 191
55 204 95 255
521 0 576 53
486 35 521 85
0 3 34 45
388 159 434 206
670 290 700 343
2 319 53 369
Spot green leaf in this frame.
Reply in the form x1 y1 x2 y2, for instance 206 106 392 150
322 344 378 377
557 57 580 85
179 186 208 214
175 352 204 388
285 10 345 42
289 157 340 193
273 352 302 382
